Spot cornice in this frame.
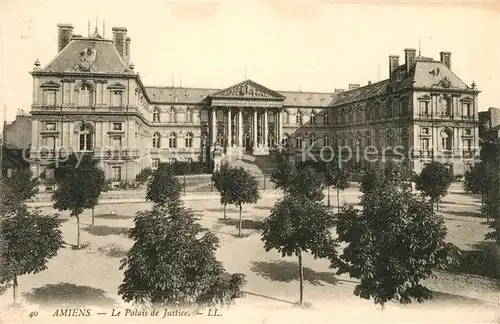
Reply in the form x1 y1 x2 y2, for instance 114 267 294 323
30 71 137 79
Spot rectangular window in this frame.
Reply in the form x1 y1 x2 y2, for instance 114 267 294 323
420 101 429 115
152 158 160 170
111 135 122 150
111 91 122 107
421 127 430 135
45 90 56 106
464 139 472 150
46 123 56 131
111 166 122 181
421 138 429 150
310 115 316 125
462 103 472 116
200 110 208 123
186 110 193 123
112 122 123 131
43 136 56 150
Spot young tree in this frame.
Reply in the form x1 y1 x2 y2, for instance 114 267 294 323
0 206 63 303
360 163 403 195
212 164 232 219
289 165 325 202
262 196 338 305
324 162 351 208
0 168 39 213
146 163 182 209
135 167 153 186
119 204 246 307
226 167 260 236
270 152 296 195
52 154 106 247
335 184 460 309
415 161 453 211
464 161 498 223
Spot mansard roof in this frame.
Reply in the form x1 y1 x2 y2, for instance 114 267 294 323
329 56 474 107
41 38 132 74
145 80 335 107
330 80 390 106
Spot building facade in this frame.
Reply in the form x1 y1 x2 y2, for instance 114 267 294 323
29 23 480 181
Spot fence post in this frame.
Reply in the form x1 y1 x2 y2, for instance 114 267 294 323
210 179 213 192
263 174 266 190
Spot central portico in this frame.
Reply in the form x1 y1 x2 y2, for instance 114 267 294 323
207 80 286 156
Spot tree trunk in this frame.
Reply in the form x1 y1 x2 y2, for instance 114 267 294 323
238 205 242 237
76 215 80 248
327 187 330 207
436 199 439 211
91 208 95 226
337 188 340 210
298 250 304 305
224 204 227 220
283 188 286 197
13 275 17 304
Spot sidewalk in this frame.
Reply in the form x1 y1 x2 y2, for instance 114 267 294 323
26 188 362 208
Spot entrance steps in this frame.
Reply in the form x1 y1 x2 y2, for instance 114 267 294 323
221 152 276 177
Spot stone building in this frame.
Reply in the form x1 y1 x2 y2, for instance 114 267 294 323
479 107 500 142
28 23 480 181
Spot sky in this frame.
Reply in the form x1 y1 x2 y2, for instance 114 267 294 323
0 0 499 125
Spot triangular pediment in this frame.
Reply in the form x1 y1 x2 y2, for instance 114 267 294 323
40 81 61 88
107 82 126 90
210 80 285 100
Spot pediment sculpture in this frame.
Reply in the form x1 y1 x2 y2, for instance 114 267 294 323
432 77 452 89
74 46 97 72
220 83 271 98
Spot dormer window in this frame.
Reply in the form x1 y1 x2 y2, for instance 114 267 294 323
310 112 316 125
152 107 161 123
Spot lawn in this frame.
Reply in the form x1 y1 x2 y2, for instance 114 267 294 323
2 185 499 323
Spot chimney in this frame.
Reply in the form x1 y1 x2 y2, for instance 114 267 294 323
125 37 131 64
334 89 345 93
389 55 399 77
367 81 372 85
112 27 127 60
349 84 360 90
404 48 416 72
440 51 451 69
57 23 73 52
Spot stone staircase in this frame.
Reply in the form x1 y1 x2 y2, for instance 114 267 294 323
221 152 277 177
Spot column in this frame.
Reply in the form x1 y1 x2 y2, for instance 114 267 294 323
278 109 283 145
211 107 217 147
238 107 243 146
253 108 258 147
227 107 232 146
264 109 268 147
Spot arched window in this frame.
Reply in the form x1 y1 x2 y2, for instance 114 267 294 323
441 128 453 151
169 133 177 148
78 83 93 107
152 108 161 123
310 133 316 147
283 111 289 124
310 112 316 125
185 132 193 148
79 124 93 151
282 133 289 146
296 111 303 125
323 135 331 147
296 134 303 148
323 112 330 125
152 133 161 148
